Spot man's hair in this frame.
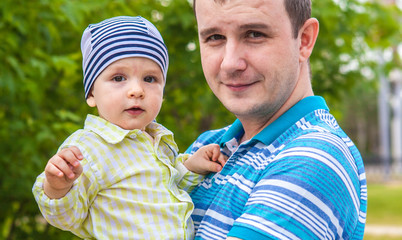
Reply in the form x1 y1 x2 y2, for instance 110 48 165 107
193 0 311 38
284 0 311 38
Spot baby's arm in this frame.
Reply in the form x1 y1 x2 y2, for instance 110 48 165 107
43 147 83 199
183 144 227 175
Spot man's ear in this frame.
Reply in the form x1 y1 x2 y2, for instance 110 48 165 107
86 93 96 107
299 18 319 62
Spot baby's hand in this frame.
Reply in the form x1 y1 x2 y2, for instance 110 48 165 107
43 146 83 199
184 144 227 175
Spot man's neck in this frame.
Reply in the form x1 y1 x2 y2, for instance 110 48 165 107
239 94 314 143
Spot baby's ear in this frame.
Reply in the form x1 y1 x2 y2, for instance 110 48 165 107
86 94 97 107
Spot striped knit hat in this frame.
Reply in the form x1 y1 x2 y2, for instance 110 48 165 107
81 16 169 99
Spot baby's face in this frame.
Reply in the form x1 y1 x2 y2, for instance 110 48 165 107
86 57 165 130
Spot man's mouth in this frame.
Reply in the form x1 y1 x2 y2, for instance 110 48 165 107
225 82 256 91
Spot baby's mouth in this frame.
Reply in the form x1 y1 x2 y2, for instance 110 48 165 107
125 107 144 115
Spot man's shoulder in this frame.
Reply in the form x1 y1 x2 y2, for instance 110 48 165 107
275 110 363 167
266 109 359 157
196 125 231 143
285 108 346 140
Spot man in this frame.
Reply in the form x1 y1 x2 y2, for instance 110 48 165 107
187 0 367 239
45 0 367 239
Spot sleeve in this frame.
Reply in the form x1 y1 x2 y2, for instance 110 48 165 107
32 146 100 238
174 153 205 193
227 134 363 240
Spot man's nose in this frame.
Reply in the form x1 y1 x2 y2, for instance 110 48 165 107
220 40 247 74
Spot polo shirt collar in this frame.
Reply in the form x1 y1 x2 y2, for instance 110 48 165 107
219 96 329 146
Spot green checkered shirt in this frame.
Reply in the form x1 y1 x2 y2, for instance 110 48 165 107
33 114 203 239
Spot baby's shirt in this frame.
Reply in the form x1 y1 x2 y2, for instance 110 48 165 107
33 114 203 239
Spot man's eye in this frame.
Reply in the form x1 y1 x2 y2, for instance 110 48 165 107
247 31 265 38
207 34 225 42
112 76 126 82
144 76 156 83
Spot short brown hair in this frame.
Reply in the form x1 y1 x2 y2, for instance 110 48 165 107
193 0 311 38
284 0 311 38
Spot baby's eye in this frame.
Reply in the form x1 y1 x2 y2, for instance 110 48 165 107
112 75 126 82
144 76 156 83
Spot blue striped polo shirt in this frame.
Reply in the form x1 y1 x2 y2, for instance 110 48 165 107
187 96 367 240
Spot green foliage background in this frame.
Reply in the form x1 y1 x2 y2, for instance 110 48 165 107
0 0 400 238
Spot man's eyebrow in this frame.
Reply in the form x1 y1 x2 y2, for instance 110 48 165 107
199 23 272 38
239 23 271 30
199 27 220 38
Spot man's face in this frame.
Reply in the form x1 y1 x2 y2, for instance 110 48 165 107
196 0 302 125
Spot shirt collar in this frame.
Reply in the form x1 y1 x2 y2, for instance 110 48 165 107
219 96 329 146
84 114 171 144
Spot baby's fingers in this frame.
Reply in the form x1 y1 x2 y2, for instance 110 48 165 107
47 155 77 180
216 153 227 167
209 145 227 166
45 162 65 178
207 144 220 161
58 147 83 168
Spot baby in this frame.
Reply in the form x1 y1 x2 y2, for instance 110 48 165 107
33 16 226 239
